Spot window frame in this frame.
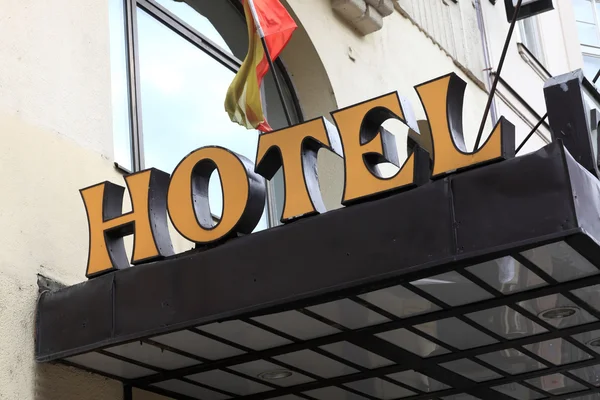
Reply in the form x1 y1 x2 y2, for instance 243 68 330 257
517 16 546 67
574 0 600 47
115 0 303 227
573 0 600 81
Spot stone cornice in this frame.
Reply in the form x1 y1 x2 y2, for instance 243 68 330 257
331 0 394 35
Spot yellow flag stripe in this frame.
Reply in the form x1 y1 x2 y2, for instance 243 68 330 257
224 1 268 130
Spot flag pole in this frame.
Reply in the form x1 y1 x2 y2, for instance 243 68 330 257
247 0 293 127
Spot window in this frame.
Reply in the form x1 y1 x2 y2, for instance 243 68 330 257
518 17 545 64
108 0 301 229
573 0 600 81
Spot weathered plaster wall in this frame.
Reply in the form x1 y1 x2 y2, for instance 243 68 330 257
0 113 126 398
0 0 125 398
0 0 115 160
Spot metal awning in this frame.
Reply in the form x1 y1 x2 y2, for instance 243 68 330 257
36 141 600 400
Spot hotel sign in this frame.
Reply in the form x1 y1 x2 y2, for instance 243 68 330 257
81 73 518 278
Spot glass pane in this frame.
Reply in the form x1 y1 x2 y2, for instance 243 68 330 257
344 378 416 399
153 379 230 399
578 21 600 46
477 349 546 375
442 395 481 400
197 320 292 351
572 284 600 312
274 350 358 378
305 387 370 400
574 0 596 23
572 329 600 353
518 294 597 329
466 257 547 294
569 365 600 386
136 8 268 229
105 341 198 369
320 342 394 369
230 360 314 387
440 359 502 382
387 370 450 392
154 0 248 60
252 310 340 340
109 0 133 170
414 318 497 350
519 18 544 62
376 328 450 358
358 285 441 318
526 374 587 395
521 242 599 283
583 54 600 82
188 369 271 395
306 299 389 329
466 306 547 339
263 65 301 130
410 272 493 306
523 338 593 365
566 393 600 400
493 383 545 400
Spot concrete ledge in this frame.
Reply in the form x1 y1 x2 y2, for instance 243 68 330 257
332 0 390 35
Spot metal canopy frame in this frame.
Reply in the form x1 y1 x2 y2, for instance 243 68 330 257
35 140 600 400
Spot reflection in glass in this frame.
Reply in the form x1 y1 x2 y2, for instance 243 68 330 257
521 242 599 283
136 8 268 229
358 285 440 318
440 359 502 382
583 54 600 82
344 378 416 400
109 0 133 170
274 350 358 379
572 284 600 312
441 395 481 400
526 374 587 395
306 299 389 329
320 342 393 369
305 386 370 400
376 329 450 358
573 329 600 354
518 294 597 329
519 18 545 63
493 383 545 400
410 272 493 306
466 257 547 294
578 22 600 46
414 318 497 350
568 394 600 400
477 349 546 375
570 365 600 387
466 306 547 340
154 0 248 60
574 0 596 23
252 310 340 340
230 359 314 387
523 338 593 365
388 370 449 392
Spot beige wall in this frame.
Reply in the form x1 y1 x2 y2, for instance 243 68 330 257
0 0 129 397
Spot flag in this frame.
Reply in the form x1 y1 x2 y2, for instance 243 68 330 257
224 0 297 132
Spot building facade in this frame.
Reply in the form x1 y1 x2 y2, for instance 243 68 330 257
0 0 592 399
